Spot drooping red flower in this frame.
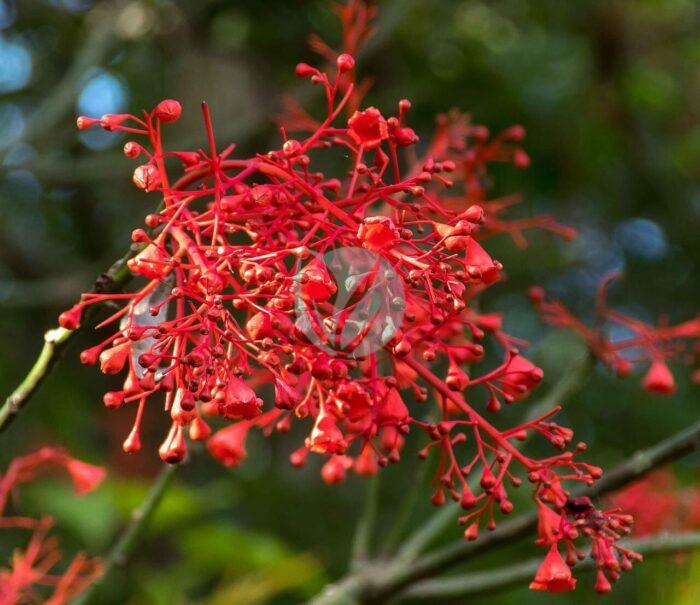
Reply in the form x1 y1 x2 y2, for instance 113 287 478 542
207 423 250 468
642 359 676 395
529 544 576 593
65 458 107 495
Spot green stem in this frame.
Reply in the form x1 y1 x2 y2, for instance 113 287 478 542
397 531 700 601
72 464 178 605
0 248 136 435
0 327 74 432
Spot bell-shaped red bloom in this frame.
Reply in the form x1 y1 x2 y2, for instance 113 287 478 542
98 342 131 375
65 458 106 495
207 422 250 468
464 237 501 284
127 243 171 280
321 455 353 484
306 409 347 454
378 388 409 426
333 382 372 422
215 378 262 420
530 544 576 593
535 499 562 546
642 359 675 395
58 304 83 330
348 107 388 148
500 355 544 401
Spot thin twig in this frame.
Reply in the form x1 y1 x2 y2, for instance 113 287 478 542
397 531 700 601
71 463 178 605
0 252 134 434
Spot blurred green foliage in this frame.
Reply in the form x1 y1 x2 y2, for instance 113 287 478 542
0 0 699 603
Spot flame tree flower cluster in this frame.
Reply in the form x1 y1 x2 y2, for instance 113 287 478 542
530 273 700 396
0 449 104 604
60 1 640 594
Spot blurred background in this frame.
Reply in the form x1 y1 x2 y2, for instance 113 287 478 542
0 0 699 603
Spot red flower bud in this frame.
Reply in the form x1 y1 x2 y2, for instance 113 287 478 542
76 116 99 130
154 99 182 122
123 141 142 158
336 53 355 72
65 458 106 494
132 163 161 191
58 304 83 330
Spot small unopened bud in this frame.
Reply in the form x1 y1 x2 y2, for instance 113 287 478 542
123 141 142 158
336 53 355 72
154 99 182 122
283 139 301 157
76 116 99 130
295 63 317 78
133 164 161 192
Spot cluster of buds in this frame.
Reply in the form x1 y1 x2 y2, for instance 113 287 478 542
0 448 104 603
530 273 700 395
61 0 639 594
531 496 640 594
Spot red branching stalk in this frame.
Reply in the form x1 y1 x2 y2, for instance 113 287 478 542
530 273 700 395
0 449 104 604
63 1 640 593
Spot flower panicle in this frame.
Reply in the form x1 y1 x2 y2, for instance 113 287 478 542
61 1 636 595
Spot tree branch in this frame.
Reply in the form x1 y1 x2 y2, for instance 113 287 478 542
397 531 700 601
0 252 134 434
71 463 178 605
369 417 700 600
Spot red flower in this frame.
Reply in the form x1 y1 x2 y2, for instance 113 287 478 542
127 242 171 280
307 410 347 455
464 237 501 284
321 455 353 484
642 359 675 395
65 458 106 495
300 264 337 302
500 355 544 401
207 423 250 468
358 216 399 251
348 107 388 148
529 544 576 593
535 499 562 546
